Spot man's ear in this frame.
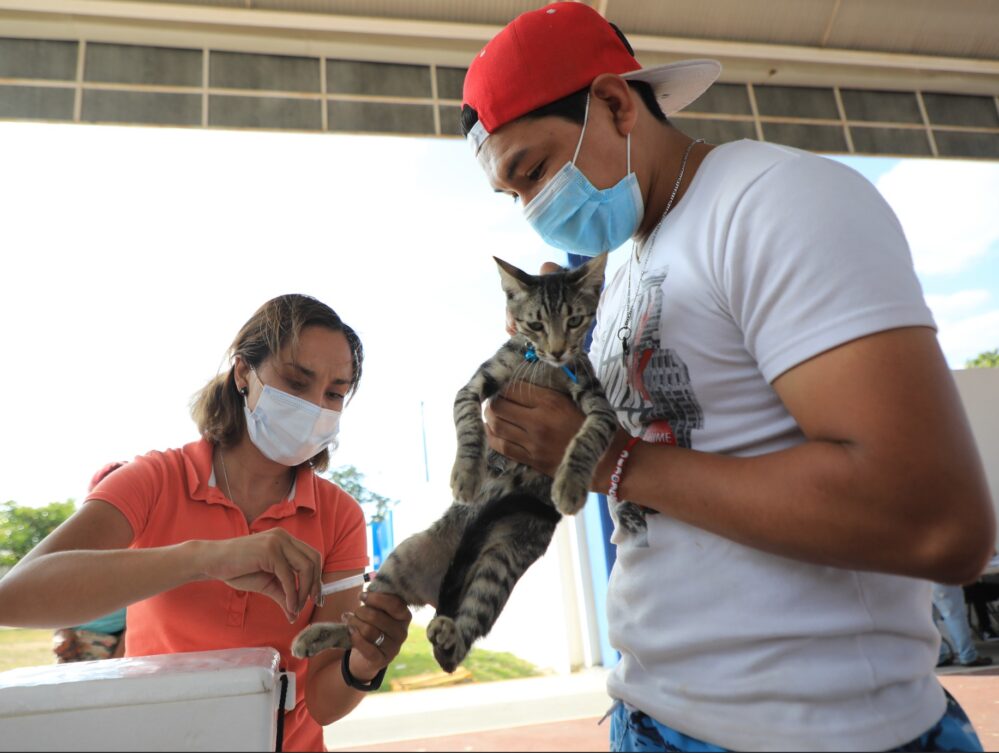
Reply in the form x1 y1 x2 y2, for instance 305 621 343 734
494 256 536 300
590 73 638 138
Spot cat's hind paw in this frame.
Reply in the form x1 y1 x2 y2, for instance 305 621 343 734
552 470 588 516
427 615 467 673
292 622 352 659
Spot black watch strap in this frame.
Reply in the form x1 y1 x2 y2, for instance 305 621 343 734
341 648 387 692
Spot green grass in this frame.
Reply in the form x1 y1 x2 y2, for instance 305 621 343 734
380 624 542 692
0 628 55 673
0 627 542 691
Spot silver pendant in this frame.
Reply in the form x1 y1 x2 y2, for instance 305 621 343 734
618 325 631 365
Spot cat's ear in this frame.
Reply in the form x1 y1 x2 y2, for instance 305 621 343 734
494 257 535 300
568 253 608 297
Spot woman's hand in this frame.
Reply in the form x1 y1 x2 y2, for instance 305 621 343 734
195 528 322 623
340 591 413 681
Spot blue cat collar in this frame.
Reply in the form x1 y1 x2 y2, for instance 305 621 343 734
524 347 578 384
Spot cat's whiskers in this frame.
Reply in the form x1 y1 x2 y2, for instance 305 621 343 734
510 356 540 399
526 358 545 396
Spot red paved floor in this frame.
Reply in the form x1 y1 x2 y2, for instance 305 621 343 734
336 672 999 752
941 669 999 752
333 716 606 752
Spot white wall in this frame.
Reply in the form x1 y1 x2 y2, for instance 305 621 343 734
953 368 999 542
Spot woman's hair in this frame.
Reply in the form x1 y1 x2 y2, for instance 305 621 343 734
190 294 363 472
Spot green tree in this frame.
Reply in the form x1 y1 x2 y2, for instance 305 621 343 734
324 466 397 523
0 500 76 567
966 349 999 368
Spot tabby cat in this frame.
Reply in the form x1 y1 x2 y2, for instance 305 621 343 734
293 253 620 672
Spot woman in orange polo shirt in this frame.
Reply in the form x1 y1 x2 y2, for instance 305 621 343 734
0 293 412 751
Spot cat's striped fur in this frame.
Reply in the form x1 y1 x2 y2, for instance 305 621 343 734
293 254 619 672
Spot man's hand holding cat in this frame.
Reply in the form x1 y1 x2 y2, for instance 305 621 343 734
193 528 323 623
485 382 584 477
486 382 632 495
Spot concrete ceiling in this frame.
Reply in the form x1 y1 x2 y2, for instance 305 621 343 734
1 0 996 159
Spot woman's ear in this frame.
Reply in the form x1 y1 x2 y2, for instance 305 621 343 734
590 73 638 137
233 355 251 395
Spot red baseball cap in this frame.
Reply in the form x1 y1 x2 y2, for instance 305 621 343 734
463 2 721 154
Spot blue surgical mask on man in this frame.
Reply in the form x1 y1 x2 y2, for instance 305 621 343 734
522 93 644 256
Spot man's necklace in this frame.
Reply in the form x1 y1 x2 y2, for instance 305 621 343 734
617 138 703 364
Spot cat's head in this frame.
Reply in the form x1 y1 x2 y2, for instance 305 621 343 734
494 254 607 367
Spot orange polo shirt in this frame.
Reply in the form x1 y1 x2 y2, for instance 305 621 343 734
86 438 369 752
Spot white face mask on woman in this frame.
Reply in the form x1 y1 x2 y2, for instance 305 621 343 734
243 373 341 466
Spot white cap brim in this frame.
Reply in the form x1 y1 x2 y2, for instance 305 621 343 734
620 58 721 116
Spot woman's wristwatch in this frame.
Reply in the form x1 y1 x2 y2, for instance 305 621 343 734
340 648 387 691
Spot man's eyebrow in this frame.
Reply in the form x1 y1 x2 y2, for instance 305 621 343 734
284 361 350 385
504 148 529 182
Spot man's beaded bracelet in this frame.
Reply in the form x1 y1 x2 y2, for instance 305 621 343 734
607 436 642 505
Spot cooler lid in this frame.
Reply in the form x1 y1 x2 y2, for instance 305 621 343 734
0 647 281 716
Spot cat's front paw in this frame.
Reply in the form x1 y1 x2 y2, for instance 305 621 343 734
450 458 484 503
292 622 352 659
427 615 467 673
552 469 589 516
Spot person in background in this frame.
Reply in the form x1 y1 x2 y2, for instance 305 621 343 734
52 462 130 663
931 583 992 668
0 294 411 752
964 579 999 642
460 3 995 751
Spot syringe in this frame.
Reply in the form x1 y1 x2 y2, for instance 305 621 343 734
320 572 372 597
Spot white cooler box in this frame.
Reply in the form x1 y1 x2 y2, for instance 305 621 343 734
0 647 295 751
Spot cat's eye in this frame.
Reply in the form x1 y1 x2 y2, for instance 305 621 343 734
566 315 584 329
528 322 545 332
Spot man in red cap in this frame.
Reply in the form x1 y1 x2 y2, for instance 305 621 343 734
462 3 994 751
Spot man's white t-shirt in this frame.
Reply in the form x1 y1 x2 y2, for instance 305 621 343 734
591 140 943 752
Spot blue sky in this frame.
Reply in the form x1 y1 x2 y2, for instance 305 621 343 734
1 122 997 517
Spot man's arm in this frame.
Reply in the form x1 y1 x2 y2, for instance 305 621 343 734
485 325 995 584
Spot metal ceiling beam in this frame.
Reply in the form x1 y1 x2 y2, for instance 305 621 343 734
0 0 500 40
1 0 998 91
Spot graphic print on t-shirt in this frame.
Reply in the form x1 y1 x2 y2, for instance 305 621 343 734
593 266 704 543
